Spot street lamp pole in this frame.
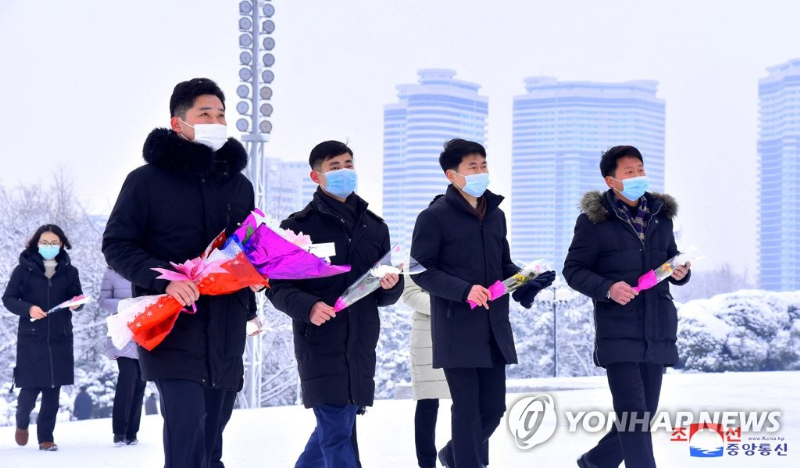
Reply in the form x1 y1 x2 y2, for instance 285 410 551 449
552 288 557 378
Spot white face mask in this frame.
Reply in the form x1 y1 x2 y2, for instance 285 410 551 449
180 119 228 152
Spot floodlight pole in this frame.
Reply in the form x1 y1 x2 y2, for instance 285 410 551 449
236 0 275 410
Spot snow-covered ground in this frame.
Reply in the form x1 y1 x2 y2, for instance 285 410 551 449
1 371 797 467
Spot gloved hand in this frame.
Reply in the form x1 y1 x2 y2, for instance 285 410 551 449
512 270 556 309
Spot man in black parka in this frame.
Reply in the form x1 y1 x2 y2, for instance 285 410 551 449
102 78 257 468
411 139 552 468
563 145 691 468
267 140 402 468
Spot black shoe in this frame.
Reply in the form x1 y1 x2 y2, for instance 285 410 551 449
114 434 125 447
437 448 453 468
125 438 138 446
577 453 597 468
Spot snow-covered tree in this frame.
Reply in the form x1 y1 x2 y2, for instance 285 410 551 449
375 303 412 399
0 173 116 423
672 263 753 302
258 302 299 407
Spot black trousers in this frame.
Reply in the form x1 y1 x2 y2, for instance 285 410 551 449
415 398 440 467
112 357 147 439
583 362 664 468
415 399 490 467
155 379 236 468
210 387 237 468
441 363 505 468
16 386 60 444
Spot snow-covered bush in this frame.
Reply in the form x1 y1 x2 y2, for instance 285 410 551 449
677 290 800 372
375 303 412 399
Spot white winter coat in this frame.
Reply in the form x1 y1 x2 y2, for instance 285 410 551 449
403 277 450 400
100 267 138 360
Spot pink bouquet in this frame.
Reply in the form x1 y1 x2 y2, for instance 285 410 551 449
31 294 93 322
233 209 350 280
107 209 351 351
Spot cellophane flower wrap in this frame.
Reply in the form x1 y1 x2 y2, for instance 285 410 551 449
631 246 702 292
31 294 94 322
107 232 268 351
333 245 425 312
467 259 548 309
107 209 352 351
233 208 351 280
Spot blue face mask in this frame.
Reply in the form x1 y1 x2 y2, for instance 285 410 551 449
321 168 357 199
38 245 60 260
455 172 490 198
613 176 649 200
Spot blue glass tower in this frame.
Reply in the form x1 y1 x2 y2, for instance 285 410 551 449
759 58 800 291
512 77 666 268
383 69 488 248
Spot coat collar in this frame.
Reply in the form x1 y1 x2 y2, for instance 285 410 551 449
580 190 678 224
19 249 71 274
142 128 248 177
443 184 504 216
289 189 382 224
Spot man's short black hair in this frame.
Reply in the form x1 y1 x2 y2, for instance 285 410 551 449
169 78 226 118
308 140 353 169
439 138 487 172
599 145 644 178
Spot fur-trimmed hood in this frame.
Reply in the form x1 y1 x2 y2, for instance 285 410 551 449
580 190 678 223
142 128 248 177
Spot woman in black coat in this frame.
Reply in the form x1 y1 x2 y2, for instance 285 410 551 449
2 224 83 451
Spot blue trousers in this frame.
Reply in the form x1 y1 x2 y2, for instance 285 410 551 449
296 404 360 468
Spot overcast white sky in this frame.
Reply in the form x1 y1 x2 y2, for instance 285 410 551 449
1 0 799 278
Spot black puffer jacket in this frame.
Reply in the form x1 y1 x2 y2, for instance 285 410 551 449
2 249 82 388
562 190 690 367
102 128 256 390
267 190 403 408
411 186 520 369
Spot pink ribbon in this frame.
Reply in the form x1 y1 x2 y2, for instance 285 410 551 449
632 270 659 293
467 280 506 309
333 297 347 313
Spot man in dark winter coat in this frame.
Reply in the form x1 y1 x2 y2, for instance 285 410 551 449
102 78 258 468
144 393 158 415
563 145 691 468
411 139 554 468
267 140 402 468
73 386 93 420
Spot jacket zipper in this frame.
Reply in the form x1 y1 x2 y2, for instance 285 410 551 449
317 208 363 404
610 198 664 355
